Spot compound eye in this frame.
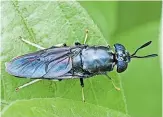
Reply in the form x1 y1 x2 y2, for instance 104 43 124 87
117 61 128 73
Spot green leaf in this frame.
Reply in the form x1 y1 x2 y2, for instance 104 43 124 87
2 98 129 117
1 1 128 116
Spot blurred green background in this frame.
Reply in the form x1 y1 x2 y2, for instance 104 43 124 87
80 1 161 117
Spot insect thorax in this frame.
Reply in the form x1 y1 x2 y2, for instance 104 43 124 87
72 46 115 74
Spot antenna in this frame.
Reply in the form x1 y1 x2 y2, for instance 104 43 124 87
130 41 158 58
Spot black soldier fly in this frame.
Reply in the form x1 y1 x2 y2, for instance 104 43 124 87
5 30 158 102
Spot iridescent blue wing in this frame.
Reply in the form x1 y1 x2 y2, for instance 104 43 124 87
5 47 72 79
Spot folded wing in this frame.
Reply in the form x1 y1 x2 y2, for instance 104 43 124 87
6 47 72 79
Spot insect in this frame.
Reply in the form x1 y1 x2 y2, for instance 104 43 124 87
5 30 158 102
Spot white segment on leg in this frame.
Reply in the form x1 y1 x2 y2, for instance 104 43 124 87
16 78 60 91
20 37 45 49
55 43 65 47
84 29 89 44
16 79 42 91
81 87 85 102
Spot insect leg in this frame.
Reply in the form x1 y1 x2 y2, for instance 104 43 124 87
84 29 89 44
80 78 85 102
54 43 67 47
16 79 61 91
105 74 120 91
16 79 42 91
20 37 67 49
20 36 45 49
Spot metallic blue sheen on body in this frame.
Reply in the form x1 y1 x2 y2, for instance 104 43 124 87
81 46 114 73
6 41 157 79
6 45 116 79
